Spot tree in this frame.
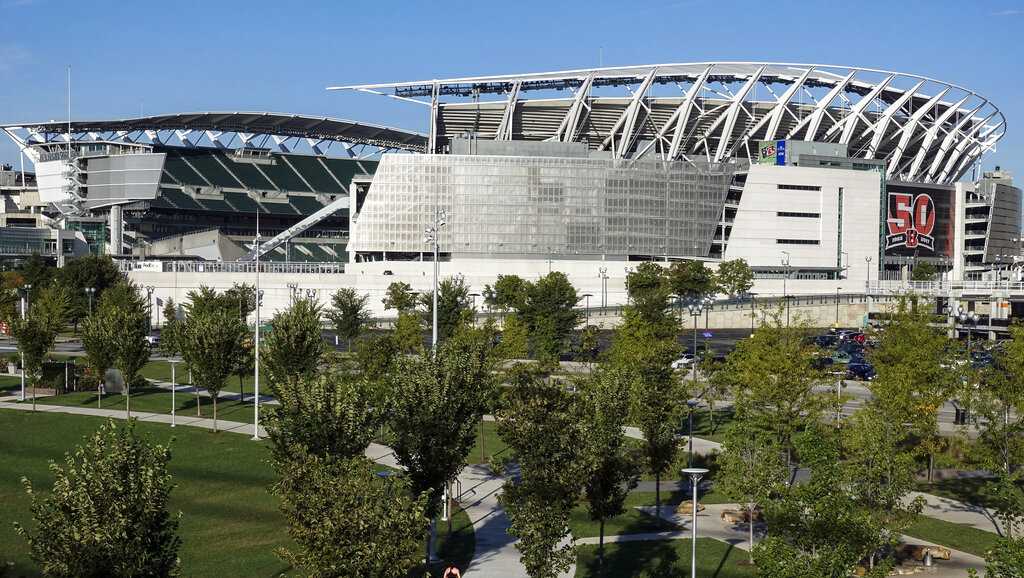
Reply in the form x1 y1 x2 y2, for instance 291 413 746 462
18 253 55 299
12 284 69 410
222 283 256 321
577 368 639 567
327 287 371 350
382 281 417 313
356 334 398 382
392 310 424 354
388 338 492 562
80 309 115 400
484 274 529 313
53 255 124 328
496 312 529 360
264 369 386 465
15 420 180 577
716 421 787 564
666 260 717 299
624 262 674 327
497 371 582 578
419 275 474 343
521 272 580 362
868 295 957 482
911 261 938 281
977 536 1024 577
717 309 827 471
179 305 245 431
261 297 325 389
715 258 754 298
272 453 427 578
98 283 151 417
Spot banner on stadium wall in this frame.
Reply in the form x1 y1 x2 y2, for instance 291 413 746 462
883 184 955 257
757 140 786 165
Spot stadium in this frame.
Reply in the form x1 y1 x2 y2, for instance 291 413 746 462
0 62 1017 314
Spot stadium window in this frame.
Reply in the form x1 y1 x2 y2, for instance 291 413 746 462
776 239 820 245
777 184 822 191
777 211 821 218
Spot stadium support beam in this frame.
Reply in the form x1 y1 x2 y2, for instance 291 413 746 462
554 74 594 143
884 87 950 178
863 80 923 159
633 65 712 160
942 116 1003 183
712 65 765 162
724 66 809 158
597 69 657 156
495 81 522 141
242 194 350 261
926 102 987 182
786 70 856 141
616 69 658 157
907 95 969 179
824 74 894 144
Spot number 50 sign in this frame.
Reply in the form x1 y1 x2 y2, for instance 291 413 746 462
886 192 935 252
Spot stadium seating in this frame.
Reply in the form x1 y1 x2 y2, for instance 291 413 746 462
223 158 276 190
284 155 343 193
196 197 235 213
261 200 299 215
162 152 207 186
223 192 265 213
158 188 204 210
287 195 325 214
255 159 310 193
323 158 377 189
183 151 242 189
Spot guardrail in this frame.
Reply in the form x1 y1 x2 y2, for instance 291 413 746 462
119 260 346 274
868 280 1024 294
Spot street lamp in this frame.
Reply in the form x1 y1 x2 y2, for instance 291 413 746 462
145 285 155 334
835 286 842 326
252 233 263 441
598 267 609 308
424 207 447 351
84 287 95 315
957 306 980 353
169 357 178 427
685 295 714 378
781 252 791 327
865 255 873 291
581 293 593 326
681 467 710 578
17 284 30 401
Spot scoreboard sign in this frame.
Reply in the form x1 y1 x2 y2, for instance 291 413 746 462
883 183 955 257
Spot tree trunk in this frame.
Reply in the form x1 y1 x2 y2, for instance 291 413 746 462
479 420 486 463
126 381 131 419
927 453 934 483
709 402 715 433
238 374 244 403
213 395 218 432
656 471 661 519
196 391 202 417
31 380 35 412
599 518 605 570
748 504 755 564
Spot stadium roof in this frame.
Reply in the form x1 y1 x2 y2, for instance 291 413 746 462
331 62 1005 184
2 112 427 152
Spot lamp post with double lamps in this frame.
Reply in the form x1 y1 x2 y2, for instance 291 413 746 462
598 267 609 308
685 295 714 378
581 293 593 326
424 207 447 352
681 467 710 578
251 234 263 441
84 286 95 315
957 306 980 354
17 284 30 401
781 252 791 326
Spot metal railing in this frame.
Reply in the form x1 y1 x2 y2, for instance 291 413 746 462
118 260 346 274
868 280 1024 294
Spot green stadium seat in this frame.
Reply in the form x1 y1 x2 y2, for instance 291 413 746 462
322 158 367 190
224 192 266 213
149 195 176 210
259 157 311 192
182 152 242 188
285 155 343 193
288 195 325 215
162 151 207 186
262 201 298 215
158 188 204 210
197 197 234 212
221 155 276 190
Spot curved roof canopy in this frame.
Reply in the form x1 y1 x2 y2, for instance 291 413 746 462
3 111 427 152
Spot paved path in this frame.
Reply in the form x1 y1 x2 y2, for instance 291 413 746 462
908 490 1006 535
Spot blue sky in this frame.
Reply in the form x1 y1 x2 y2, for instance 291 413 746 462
0 0 1020 175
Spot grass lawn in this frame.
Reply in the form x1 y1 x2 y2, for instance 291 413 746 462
903 515 999 558
575 538 757 577
0 409 290 577
467 420 509 465
17 387 264 425
140 360 255 394
0 409 476 577
916 477 1022 512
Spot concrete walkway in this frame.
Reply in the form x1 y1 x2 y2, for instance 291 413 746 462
908 490 1006 535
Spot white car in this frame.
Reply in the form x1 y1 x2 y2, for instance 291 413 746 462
144 335 160 347
671 354 696 369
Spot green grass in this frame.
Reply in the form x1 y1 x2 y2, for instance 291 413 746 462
467 420 508 465
627 489 733 508
903 515 1000 557
575 538 757 577
0 409 290 577
916 477 1023 512
16 387 265 425
435 505 475 571
139 359 255 394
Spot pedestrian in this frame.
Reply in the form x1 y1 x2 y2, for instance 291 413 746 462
442 562 461 578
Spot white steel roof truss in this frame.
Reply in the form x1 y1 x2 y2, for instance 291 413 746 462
712 66 766 162
907 95 969 179
495 81 522 141
554 74 594 142
862 80 923 159
786 70 856 140
926 102 987 181
825 74 894 143
884 87 950 178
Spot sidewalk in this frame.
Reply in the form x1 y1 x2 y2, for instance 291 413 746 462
908 490 1005 535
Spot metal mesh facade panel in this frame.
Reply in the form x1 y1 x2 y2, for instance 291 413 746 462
349 154 734 258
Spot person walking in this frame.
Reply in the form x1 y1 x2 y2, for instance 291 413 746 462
442 562 461 578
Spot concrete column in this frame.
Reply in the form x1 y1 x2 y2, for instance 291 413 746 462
108 205 123 256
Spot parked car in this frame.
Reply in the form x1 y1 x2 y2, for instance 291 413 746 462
144 335 160 347
837 340 864 355
671 354 696 369
970 350 994 369
847 361 876 381
814 335 839 348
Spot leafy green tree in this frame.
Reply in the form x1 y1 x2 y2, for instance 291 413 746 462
521 272 580 362
18 253 55 299
715 258 754 298
382 281 417 313
716 421 787 564
496 312 529 360
868 295 957 482
497 371 583 578
326 287 371 350
53 255 124 328
356 334 398 382
179 305 245 431
80 309 115 398
222 283 256 321
388 338 492 561
977 536 1024 577
624 262 673 326
577 368 638 567
272 453 427 578
910 261 938 281
577 324 600 363
392 311 424 354
264 369 386 465
666 260 717 299
419 275 474 343
12 284 69 409
261 297 325 389
754 426 894 578
484 274 529 313
97 283 152 416
15 420 180 578
717 309 827 470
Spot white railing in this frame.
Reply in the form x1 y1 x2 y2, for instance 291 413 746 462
868 279 1024 294
118 260 346 275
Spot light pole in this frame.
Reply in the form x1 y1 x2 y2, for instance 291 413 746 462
835 286 842 326
469 292 480 322
686 295 713 379
581 293 593 326
18 284 30 402
681 467 710 578
957 306 980 354
169 357 177 427
84 287 95 315
424 207 447 352
781 252 791 327
598 267 608 308
145 285 155 334
865 255 873 291
252 234 263 441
